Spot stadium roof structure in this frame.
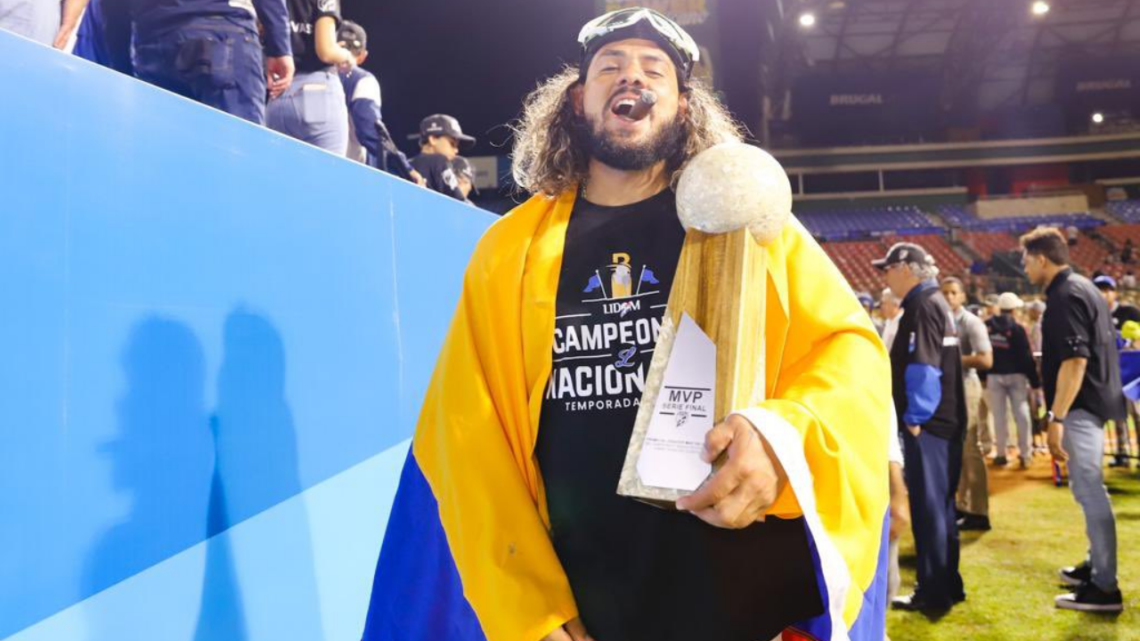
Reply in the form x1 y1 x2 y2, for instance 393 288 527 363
778 0 1140 111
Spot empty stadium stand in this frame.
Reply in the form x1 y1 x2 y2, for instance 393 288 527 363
1108 200 1140 224
798 205 940 240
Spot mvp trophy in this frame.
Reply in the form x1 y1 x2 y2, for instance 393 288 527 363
618 142 793 506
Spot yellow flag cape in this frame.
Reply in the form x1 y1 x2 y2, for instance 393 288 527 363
369 189 892 641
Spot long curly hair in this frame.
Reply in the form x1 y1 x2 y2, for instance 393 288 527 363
510 66 746 197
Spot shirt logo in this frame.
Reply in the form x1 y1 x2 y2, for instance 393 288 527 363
582 252 661 317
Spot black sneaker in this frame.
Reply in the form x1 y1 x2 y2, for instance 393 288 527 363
956 513 992 531
1059 561 1091 587
1055 582 1124 612
993 456 1009 467
1107 457 1130 469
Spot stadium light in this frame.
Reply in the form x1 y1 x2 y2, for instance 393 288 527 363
1092 112 1105 124
799 13 817 28
1032 1 1050 16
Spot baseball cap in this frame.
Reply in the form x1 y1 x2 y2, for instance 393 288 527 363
338 20 367 53
998 292 1024 311
452 156 478 194
1094 274 1118 290
871 242 932 271
983 294 1000 307
419 114 476 146
1027 300 1046 313
578 7 699 84
855 291 874 308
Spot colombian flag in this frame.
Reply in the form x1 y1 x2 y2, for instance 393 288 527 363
362 190 892 641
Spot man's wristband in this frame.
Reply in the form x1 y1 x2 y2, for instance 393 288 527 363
1046 411 1066 423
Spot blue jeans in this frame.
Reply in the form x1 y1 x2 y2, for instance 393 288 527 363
133 16 266 125
267 69 348 155
1063 409 1119 592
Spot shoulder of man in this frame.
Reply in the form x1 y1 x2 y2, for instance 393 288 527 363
349 70 381 104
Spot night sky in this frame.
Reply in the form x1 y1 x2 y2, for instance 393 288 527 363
341 0 599 159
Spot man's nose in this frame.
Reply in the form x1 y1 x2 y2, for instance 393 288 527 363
617 63 648 88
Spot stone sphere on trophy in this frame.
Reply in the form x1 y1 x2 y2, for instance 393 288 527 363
675 142 793 245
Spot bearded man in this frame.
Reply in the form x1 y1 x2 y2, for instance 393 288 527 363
361 8 891 641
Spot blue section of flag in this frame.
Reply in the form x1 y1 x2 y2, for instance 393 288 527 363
362 450 487 641
790 509 890 641
583 274 603 293
640 267 660 285
791 520 833 641
847 511 890 641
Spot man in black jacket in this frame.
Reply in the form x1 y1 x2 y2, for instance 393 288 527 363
874 242 967 612
986 292 1041 469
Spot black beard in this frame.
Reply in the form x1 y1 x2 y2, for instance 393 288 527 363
573 110 687 172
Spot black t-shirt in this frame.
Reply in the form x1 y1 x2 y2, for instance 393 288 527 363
409 154 464 201
286 0 339 73
1042 269 1126 422
889 284 966 440
535 190 821 641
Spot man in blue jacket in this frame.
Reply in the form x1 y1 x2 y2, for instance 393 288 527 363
875 242 967 613
104 0 294 125
337 20 422 185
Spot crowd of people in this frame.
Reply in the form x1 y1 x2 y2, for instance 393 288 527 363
0 0 480 205
859 226 1133 621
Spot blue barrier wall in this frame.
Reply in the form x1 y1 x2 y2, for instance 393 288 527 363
0 31 494 640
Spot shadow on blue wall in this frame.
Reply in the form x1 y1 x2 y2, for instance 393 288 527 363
82 310 323 639
194 309 323 638
83 317 215 632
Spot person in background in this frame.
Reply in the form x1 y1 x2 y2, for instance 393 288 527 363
104 0 293 125
72 0 108 64
1027 300 1049 455
1122 239 1133 265
880 287 903 349
451 156 478 206
0 0 88 49
886 405 908 641
337 20 424 185
1093 274 1140 468
1021 227 1125 612
409 114 473 201
1122 270 1137 290
874 243 967 613
982 293 1001 321
861 295 909 641
267 0 354 153
986 292 1040 469
856 291 880 333
941 277 994 532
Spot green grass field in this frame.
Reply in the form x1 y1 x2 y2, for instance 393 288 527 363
887 459 1140 641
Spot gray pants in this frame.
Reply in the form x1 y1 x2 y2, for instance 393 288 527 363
988 373 1032 463
957 375 989 515
0 0 60 46
1063 409 1118 592
267 68 348 155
